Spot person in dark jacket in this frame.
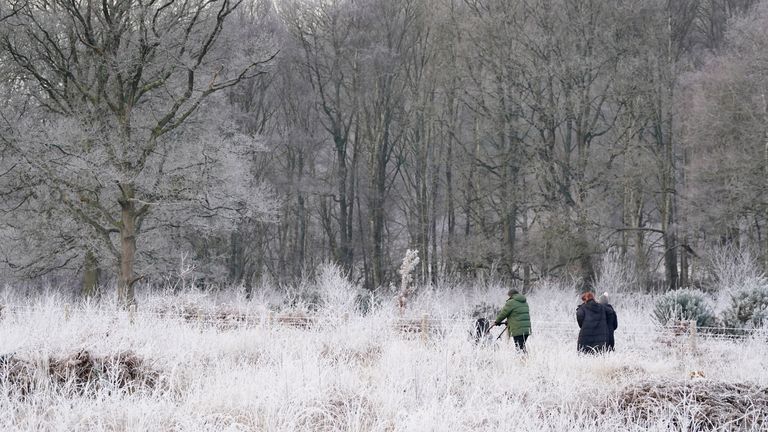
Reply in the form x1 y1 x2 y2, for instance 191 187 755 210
576 291 610 354
598 293 618 351
492 289 532 352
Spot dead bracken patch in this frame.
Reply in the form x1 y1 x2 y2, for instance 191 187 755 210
319 343 383 366
0 353 36 396
602 364 647 381
296 390 378 431
153 304 319 330
153 304 252 329
0 350 162 397
613 379 768 430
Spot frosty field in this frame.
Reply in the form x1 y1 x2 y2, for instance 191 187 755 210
1 281 767 432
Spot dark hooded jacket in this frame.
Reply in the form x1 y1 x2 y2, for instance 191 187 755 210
576 300 610 353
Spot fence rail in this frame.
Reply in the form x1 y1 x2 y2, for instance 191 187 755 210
2 303 767 345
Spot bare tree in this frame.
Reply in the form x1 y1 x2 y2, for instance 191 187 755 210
2 0 767 293
283 0 361 275
683 1 768 273
0 0 275 305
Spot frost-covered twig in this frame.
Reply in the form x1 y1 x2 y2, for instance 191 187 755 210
397 249 420 313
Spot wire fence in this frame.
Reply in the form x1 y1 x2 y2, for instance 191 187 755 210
2 303 768 345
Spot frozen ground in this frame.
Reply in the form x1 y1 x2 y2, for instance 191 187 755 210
1 278 767 431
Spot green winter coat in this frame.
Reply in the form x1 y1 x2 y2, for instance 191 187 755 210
494 294 532 337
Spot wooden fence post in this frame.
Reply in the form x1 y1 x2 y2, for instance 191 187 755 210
64 303 70 321
421 313 429 343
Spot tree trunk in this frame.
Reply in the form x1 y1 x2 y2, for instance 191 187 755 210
297 192 307 276
445 113 455 241
319 197 338 260
229 230 243 284
521 202 531 291
679 147 689 288
370 140 387 289
81 249 99 298
622 154 632 258
430 122 440 286
661 103 679 291
336 134 353 272
464 118 480 237
634 183 648 288
356 194 371 288
118 185 137 308
502 182 518 277
418 122 429 284
661 176 678 290
498 75 518 278
680 237 689 288
661 11 679 291
762 93 768 273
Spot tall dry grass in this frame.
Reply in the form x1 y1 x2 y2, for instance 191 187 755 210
0 269 767 431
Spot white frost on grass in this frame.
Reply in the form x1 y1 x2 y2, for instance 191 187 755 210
0 279 767 431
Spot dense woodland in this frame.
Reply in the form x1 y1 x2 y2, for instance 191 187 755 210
0 0 767 304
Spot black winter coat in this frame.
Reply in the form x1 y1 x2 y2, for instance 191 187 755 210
576 300 610 353
603 303 618 350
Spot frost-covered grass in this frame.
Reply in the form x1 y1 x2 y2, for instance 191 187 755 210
1 277 767 431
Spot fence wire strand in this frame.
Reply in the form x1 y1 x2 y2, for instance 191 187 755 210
2 304 768 342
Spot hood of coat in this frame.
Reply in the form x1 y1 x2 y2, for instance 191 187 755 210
510 293 527 303
581 299 601 311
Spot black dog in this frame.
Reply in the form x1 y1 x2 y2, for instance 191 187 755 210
472 318 492 344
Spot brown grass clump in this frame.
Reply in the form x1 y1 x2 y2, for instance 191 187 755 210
0 350 162 398
296 390 378 431
600 365 647 382
50 350 161 393
319 343 383 367
235 349 277 367
613 379 768 430
0 353 36 396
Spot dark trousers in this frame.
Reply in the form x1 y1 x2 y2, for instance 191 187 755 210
512 334 529 352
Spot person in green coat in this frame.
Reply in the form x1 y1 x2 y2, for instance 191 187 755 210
492 288 532 352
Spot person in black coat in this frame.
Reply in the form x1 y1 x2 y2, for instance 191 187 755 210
576 291 610 354
598 293 618 351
